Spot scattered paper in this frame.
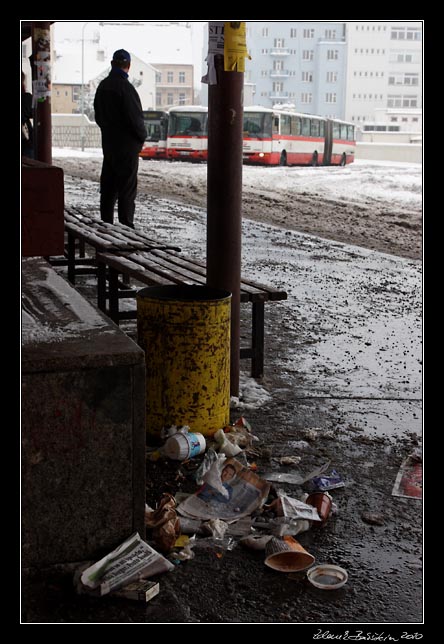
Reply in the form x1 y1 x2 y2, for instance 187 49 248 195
80 532 174 596
177 457 270 521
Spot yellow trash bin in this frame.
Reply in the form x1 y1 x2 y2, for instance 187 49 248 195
137 285 231 441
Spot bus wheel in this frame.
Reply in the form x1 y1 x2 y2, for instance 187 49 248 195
311 151 318 167
279 151 287 166
340 153 347 167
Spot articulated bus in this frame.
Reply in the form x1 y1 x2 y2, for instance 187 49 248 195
140 110 169 160
166 106 208 161
242 106 356 167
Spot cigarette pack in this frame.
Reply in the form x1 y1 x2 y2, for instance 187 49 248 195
111 580 160 603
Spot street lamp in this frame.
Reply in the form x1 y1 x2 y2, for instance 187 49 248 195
80 21 89 151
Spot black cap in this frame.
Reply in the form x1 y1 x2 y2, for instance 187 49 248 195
112 49 131 64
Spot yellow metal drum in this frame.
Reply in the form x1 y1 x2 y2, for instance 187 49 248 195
137 285 231 440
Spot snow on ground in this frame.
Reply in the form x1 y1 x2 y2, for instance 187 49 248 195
53 148 422 211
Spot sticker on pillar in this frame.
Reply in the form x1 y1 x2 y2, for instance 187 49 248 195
33 27 51 101
202 21 225 85
223 22 251 73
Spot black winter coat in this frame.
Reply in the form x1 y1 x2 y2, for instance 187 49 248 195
94 68 147 156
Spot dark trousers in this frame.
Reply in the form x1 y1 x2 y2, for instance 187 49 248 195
100 152 139 228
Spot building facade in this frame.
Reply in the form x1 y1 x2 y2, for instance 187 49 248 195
244 21 347 118
154 64 194 109
344 21 423 126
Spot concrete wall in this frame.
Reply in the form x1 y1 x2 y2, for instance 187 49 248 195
355 141 422 163
22 258 146 566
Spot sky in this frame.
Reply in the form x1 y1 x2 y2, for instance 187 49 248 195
52 21 207 89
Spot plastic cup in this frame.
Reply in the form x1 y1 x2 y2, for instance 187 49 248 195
164 432 206 461
264 536 315 572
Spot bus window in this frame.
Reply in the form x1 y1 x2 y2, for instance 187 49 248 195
340 124 348 140
243 112 273 138
281 114 291 135
169 112 207 137
311 120 320 137
272 116 280 135
319 121 325 137
347 125 355 141
145 122 161 142
332 122 341 139
291 116 301 135
302 118 311 136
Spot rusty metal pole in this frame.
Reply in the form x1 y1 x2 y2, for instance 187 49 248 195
32 22 52 164
206 53 244 397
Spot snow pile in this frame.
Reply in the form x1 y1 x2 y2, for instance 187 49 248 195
231 373 273 410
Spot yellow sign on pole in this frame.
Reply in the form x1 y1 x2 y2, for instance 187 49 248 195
224 21 251 72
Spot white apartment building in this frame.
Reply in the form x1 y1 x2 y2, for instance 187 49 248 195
345 21 422 127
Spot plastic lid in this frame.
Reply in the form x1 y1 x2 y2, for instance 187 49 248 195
164 434 188 460
307 564 348 590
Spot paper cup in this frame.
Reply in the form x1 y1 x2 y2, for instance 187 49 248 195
306 492 332 523
264 536 315 573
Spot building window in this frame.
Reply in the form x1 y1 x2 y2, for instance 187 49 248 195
290 28 297 37
391 26 421 41
261 48 269 54
156 92 161 105
72 87 80 101
326 71 337 83
389 72 419 86
326 93 337 103
301 92 312 103
179 72 185 83
262 27 268 37
327 50 339 60
390 51 419 64
167 93 174 105
274 38 285 48
302 71 313 82
404 73 419 86
156 72 161 83
325 29 336 40
388 94 413 108
179 93 186 105
302 50 314 61
167 71 174 83
261 70 268 77
273 81 284 92
303 28 314 38
274 60 284 71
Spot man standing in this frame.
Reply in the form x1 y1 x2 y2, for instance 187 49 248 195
94 49 147 228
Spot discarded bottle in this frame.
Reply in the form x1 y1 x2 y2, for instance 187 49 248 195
164 431 206 461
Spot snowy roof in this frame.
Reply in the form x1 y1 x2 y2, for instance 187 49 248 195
52 43 109 85
53 21 193 84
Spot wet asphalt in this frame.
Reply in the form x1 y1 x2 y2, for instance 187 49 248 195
21 178 423 627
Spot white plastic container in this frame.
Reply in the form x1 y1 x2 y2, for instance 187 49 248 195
164 431 206 461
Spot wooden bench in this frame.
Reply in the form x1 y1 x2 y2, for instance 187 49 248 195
96 249 287 378
50 206 288 377
50 206 181 284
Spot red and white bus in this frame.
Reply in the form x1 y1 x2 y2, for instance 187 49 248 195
166 106 208 161
242 106 356 167
140 110 169 160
